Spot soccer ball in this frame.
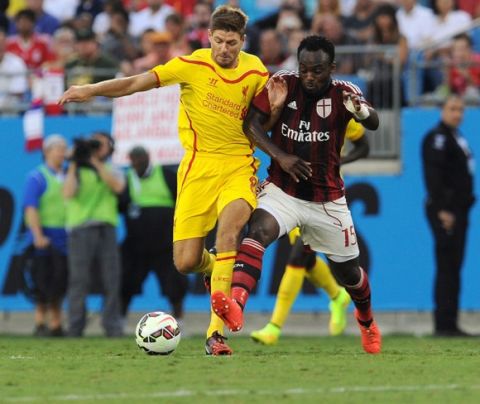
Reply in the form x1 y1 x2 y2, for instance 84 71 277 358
135 311 181 355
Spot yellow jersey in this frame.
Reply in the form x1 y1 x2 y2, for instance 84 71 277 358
345 119 365 142
151 49 269 156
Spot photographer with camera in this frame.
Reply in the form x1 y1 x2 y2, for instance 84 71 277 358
63 131 125 337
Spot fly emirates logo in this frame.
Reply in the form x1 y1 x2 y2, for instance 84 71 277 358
281 120 330 142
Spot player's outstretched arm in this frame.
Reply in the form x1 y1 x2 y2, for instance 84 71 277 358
243 107 312 183
341 135 370 165
343 91 379 130
58 72 158 104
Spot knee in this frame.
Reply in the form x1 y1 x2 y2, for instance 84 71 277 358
288 248 315 268
247 224 275 247
174 254 201 275
216 227 243 251
328 257 361 286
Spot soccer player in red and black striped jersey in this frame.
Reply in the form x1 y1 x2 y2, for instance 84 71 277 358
211 35 382 354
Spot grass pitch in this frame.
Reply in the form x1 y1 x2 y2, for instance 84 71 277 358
1 335 479 403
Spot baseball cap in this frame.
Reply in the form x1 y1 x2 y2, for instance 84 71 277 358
147 31 172 44
75 28 96 42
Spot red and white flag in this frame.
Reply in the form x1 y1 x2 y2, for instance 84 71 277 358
23 100 44 151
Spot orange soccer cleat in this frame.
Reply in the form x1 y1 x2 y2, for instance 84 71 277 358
205 331 233 356
355 310 382 354
211 291 244 332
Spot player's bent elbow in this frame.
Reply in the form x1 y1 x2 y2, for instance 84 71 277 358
365 113 380 131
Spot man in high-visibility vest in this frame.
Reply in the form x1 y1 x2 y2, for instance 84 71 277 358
24 134 68 337
120 146 188 323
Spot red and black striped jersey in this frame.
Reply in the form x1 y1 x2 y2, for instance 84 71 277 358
252 70 368 202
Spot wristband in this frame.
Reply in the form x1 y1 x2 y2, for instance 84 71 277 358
344 97 370 120
354 103 370 120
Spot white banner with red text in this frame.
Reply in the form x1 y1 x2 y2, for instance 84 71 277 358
112 85 183 166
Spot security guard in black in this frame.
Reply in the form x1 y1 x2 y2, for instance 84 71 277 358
421 95 474 336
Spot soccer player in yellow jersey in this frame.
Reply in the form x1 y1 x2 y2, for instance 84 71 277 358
59 6 302 355
251 119 369 345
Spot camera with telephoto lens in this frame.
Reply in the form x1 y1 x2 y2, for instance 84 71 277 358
71 137 102 167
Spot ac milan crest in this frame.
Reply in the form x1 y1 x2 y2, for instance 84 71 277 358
316 98 332 118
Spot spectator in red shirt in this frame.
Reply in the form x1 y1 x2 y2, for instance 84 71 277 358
187 1 212 50
458 0 480 18
6 9 52 69
165 13 191 57
449 33 480 98
165 0 196 18
0 27 29 109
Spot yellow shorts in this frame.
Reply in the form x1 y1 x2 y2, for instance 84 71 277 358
174 151 259 241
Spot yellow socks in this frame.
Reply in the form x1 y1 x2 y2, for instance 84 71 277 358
305 257 340 299
206 251 236 338
195 249 215 276
270 265 306 328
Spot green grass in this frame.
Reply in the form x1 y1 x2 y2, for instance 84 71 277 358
0 335 479 403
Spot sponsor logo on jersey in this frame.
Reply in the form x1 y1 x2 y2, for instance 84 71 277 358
287 100 297 109
281 120 330 142
316 98 332 118
208 77 218 87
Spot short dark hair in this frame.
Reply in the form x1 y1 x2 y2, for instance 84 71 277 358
75 28 96 42
166 13 183 26
111 7 129 24
92 131 115 153
442 94 464 108
15 9 36 23
454 33 473 48
210 6 248 36
297 35 335 64
195 0 214 13
128 145 148 159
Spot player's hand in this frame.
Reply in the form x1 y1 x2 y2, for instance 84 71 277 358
58 85 94 105
343 90 370 120
33 234 50 249
438 210 455 232
89 154 103 169
342 90 362 113
267 76 288 111
276 153 312 183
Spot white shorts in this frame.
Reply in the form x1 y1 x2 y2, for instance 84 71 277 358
257 182 360 262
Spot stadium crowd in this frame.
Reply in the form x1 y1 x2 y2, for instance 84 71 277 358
0 0 479 112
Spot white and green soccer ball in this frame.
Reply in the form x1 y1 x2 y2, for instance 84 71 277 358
135 311 181 355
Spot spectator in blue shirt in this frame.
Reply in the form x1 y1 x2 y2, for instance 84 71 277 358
9 0 60 36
